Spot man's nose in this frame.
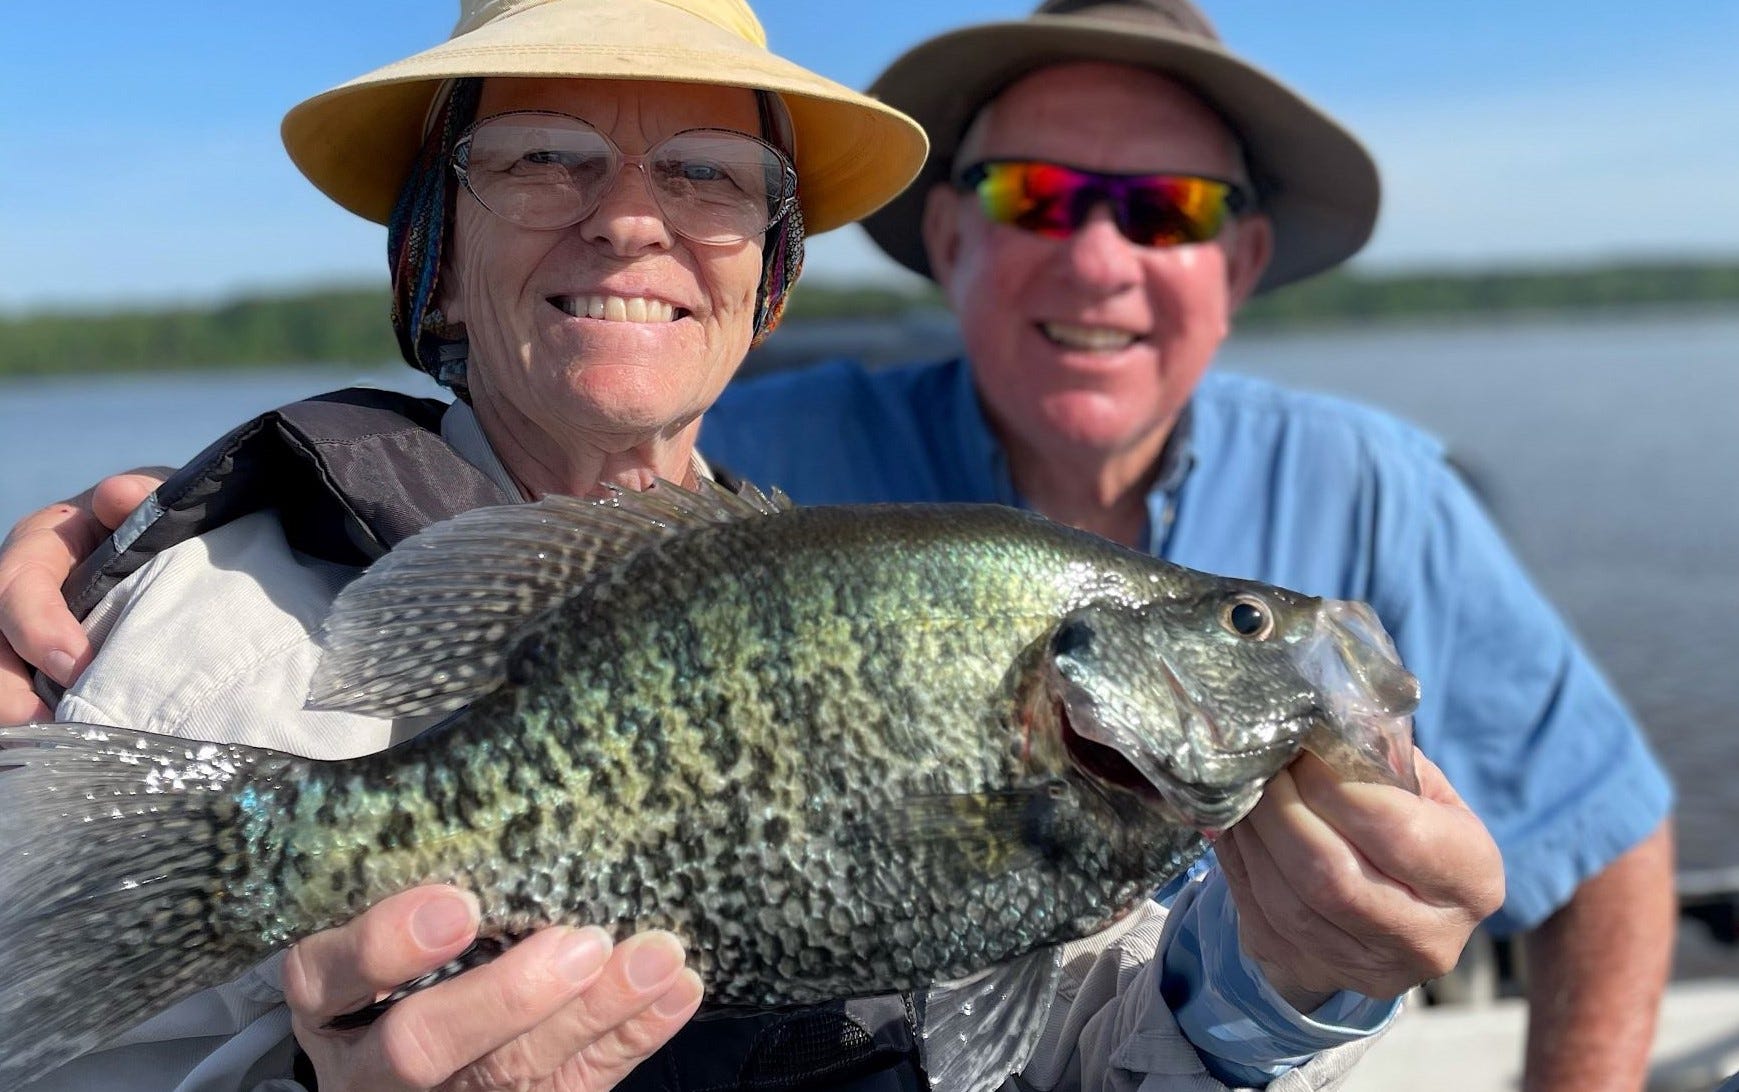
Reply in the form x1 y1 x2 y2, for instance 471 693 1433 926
581 160 674 255
1060 203 1142 291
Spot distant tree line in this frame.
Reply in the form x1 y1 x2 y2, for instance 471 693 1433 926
1236 261 1739 329
0 288 401 378
1 260 1734 378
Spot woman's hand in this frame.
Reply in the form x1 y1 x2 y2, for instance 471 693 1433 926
0 470 163 723
282 885 704 1092
1216 751 1505 1011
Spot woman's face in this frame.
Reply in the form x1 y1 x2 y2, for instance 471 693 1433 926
441 77 767 458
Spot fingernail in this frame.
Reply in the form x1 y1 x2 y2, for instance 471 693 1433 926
626 934 684 991
410 894 475 949
45 650 78 686
652 969 703 1017
556 927 611 985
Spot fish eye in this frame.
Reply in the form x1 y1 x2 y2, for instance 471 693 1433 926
1220 595 1274 640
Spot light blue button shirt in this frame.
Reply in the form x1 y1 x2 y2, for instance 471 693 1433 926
700 356 1673 1084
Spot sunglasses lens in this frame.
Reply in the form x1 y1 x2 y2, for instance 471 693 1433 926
970 161 1080 238
456 113 794 243
963 161 1240 247
1121 176 1232 246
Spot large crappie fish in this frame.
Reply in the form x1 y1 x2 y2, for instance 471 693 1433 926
0 481 1420 1091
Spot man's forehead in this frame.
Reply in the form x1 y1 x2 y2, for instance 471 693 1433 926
958 61 1241 169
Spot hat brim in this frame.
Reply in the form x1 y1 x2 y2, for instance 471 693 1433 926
281 0 927 235
861 16 1379 292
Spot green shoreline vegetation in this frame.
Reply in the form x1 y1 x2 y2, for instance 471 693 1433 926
2 260 1735 378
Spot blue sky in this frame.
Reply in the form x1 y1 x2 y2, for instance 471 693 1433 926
4 0 1736 312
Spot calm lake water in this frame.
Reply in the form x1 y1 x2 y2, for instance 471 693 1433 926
2 310 1735 880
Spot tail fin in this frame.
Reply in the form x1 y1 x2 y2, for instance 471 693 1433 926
0 721 299 1088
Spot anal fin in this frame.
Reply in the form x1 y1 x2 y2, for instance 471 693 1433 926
920 947 1062 1092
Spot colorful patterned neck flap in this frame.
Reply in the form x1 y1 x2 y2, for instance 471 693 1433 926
388 77 483 394
750 89 805 348
386 80 805 391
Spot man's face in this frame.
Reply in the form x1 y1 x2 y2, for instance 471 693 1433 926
923 63 1272 473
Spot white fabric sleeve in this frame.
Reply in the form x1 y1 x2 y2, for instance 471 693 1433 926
1015 901 1385 1092
32 513 384 1092
60 510 404 758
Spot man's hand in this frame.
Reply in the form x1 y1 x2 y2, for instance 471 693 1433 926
0 471 163 723
1215 751 1505 1011
283 885 704 1092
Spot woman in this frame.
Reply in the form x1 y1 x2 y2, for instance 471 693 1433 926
2 1 1500 1091
12 2 927 1089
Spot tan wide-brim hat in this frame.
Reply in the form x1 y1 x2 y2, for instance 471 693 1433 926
281 0 928 235
862 0 1380 292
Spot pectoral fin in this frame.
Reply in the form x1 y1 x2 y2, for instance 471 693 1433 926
851 786 1073 881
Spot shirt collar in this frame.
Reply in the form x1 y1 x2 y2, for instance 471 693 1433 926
1151 401 1198 495
440 399 527 500
1144 402 1196 554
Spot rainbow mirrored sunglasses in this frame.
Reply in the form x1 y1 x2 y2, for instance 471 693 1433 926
954 159 1253 248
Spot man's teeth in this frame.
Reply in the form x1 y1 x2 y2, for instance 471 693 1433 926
1041 322 1137 350
557 295 677 322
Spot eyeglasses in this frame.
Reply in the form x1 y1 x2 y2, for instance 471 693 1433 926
954 160 1252 248
452 110 798 245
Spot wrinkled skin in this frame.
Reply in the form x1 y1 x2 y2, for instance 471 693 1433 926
916 60 1673 1091
0 61 1526 1092
2 72 774 1092
263 73 771 1092
447 77 764 501
1218 752 1498 1010
919 62 1505 1013
922 64 1271 548
281 889 702 1092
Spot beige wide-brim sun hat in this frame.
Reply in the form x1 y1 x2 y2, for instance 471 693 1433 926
861 0 1380 292
281 0 929 235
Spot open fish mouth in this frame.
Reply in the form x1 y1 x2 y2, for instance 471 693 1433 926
1053 666 1305 831
1056 696 1163 803
1047 590 1422 836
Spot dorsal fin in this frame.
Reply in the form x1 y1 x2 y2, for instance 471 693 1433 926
308 477 793 718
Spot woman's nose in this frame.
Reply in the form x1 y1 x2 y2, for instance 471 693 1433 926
580 160 674 256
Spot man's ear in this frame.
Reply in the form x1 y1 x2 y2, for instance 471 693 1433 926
920 181 963 289
1225 212 1274 309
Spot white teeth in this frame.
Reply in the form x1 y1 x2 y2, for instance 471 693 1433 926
1041 322 1138 351
557 295 676 323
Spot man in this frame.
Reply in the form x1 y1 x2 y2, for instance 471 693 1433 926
692 2 1676 1090
0 3 1647 1091
2 0 1504 1082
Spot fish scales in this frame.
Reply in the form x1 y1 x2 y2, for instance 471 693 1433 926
245 505 1200 1006
533 506 1202 1003
1 485 1423 1088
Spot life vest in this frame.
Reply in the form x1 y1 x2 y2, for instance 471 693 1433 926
64 386 930 1092
63 386 514 618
